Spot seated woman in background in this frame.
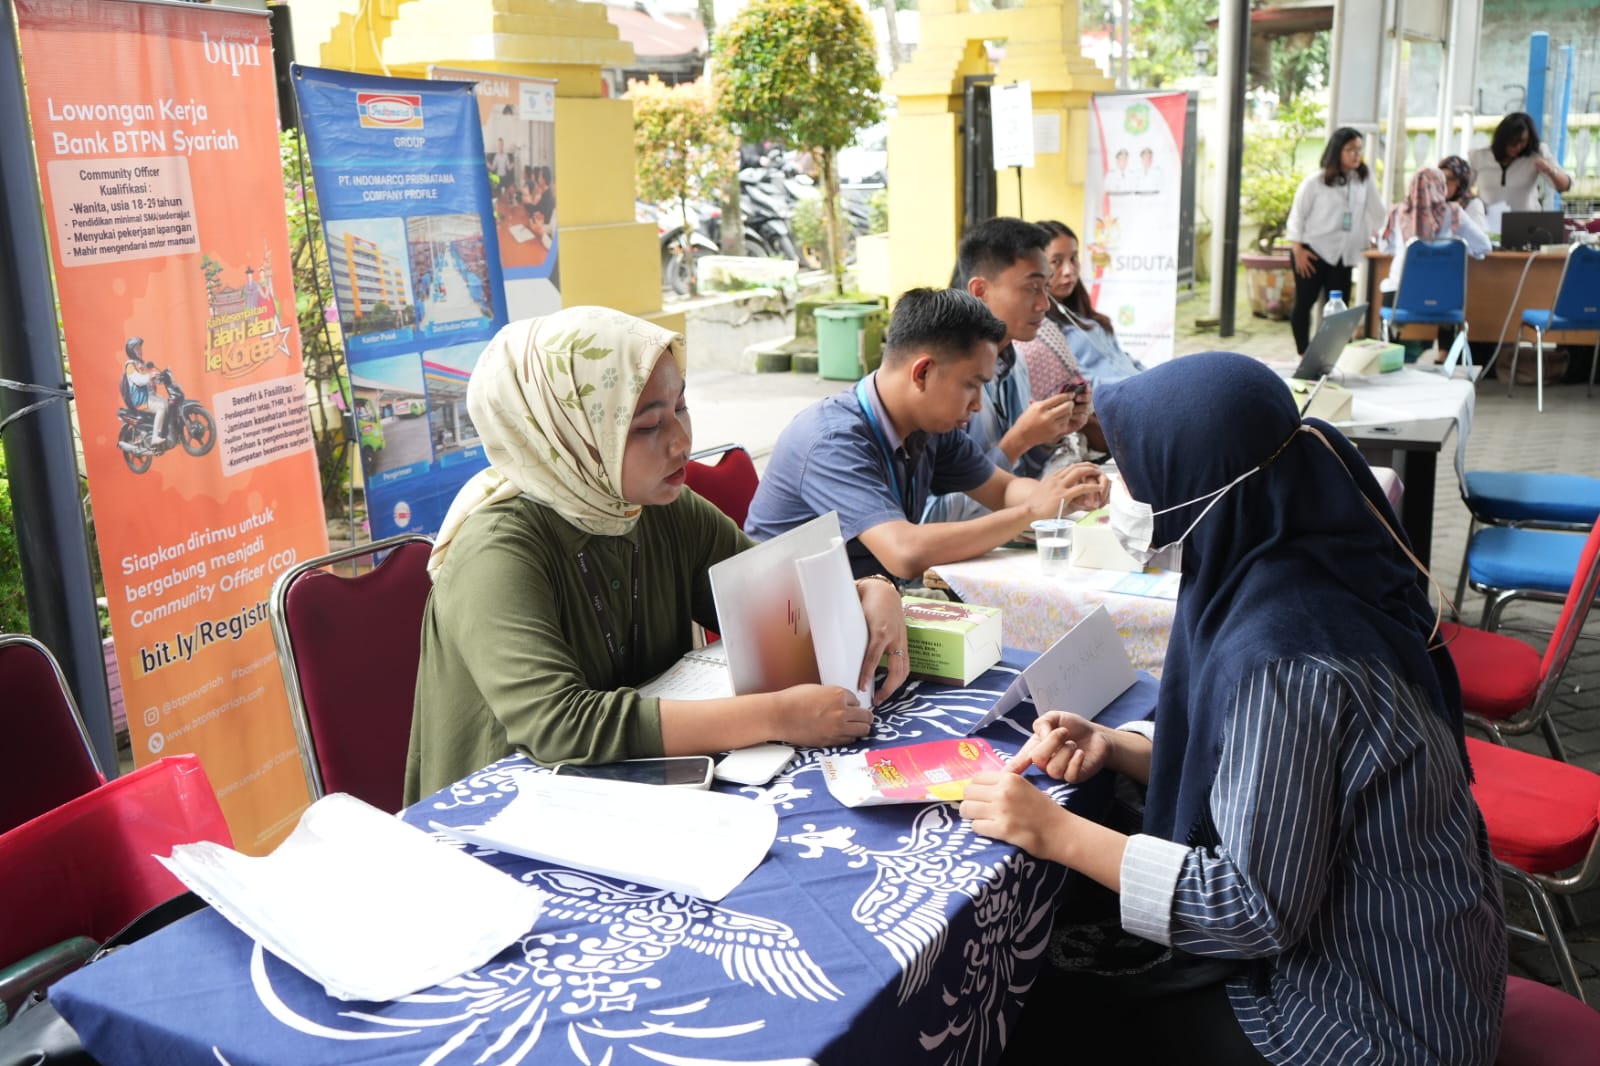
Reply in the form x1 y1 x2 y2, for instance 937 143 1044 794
1469 111 1572 213
1437 154 1488 228
1376 167 1490 360
1018 220 1144 394
962 352 1505 1064
404 306 910 803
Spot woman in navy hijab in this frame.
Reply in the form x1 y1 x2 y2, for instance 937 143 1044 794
963 353 1504 1064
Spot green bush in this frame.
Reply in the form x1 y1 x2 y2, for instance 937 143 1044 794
868 187 888 234
0 457 30 633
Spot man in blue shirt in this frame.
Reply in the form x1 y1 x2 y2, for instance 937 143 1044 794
925 218 1089 523
746 288 1107 581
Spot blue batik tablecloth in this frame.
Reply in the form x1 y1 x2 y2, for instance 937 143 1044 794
53 655 1157 1066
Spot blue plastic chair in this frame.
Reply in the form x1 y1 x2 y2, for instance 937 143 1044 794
1380 238 1470 371
1465 524 1594 630
1452 472 1600 610
1509 244 1600 412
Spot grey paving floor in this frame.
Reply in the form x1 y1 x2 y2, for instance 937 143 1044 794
690 308 1600 1002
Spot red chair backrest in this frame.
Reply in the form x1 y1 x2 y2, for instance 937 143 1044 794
278 539 433 812
685 446 759 529
0 634 105 836
1540 520 1600 682
0 755 229 965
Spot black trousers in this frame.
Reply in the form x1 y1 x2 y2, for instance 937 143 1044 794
1290 256 1354 354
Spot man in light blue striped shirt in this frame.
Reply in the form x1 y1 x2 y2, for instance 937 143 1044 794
964 353 1504 1063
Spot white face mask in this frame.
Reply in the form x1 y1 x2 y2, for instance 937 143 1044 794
1107 463 1265 566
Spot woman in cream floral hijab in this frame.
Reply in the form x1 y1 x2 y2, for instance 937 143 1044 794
404 306 908 803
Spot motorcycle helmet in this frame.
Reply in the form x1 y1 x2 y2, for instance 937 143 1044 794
125 337 144 359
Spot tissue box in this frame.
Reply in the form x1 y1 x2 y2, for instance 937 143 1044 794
1285 377 1353 421
1069 509 1145 572
1336 338 1405 375
900 597 1002 685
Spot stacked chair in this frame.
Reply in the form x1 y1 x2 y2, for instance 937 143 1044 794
0 634 230 1023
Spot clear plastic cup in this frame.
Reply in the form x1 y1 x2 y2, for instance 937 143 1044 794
1031 519 1073 574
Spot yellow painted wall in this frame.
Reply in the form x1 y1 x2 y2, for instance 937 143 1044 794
876 0 1113 300
285 0 668 326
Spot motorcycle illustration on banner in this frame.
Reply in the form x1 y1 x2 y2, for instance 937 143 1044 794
117 344 217 474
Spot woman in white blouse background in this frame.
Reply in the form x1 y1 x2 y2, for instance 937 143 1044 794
1469 111 1573 215
1284 128 1387 354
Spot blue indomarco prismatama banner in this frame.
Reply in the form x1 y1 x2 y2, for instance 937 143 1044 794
293 64 508 539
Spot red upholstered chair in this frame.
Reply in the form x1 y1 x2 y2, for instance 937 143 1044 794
268 534 433 813
1496 976 1600 1065
685 444 759 529
1444 520 1600 761
0 755 229 1003
0 634 105 836
1466 737 1600 1001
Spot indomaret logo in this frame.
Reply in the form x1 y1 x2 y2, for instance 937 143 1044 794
200 31 262 77
357 93 424 129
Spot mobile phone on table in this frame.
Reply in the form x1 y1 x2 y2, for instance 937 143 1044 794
552 756 714 789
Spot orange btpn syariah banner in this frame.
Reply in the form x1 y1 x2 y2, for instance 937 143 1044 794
16 0 329 853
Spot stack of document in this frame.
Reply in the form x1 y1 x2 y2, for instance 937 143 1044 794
159 794 542 1002
433 772 777 902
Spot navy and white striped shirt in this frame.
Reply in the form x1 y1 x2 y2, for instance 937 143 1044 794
1121 656 1505 1064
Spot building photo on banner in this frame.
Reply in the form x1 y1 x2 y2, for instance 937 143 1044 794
293 65 510 540
14 0 331 852
430 66 561 320
1084 90 1189 365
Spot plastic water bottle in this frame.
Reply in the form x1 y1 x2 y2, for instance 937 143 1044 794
1325 291 1348 316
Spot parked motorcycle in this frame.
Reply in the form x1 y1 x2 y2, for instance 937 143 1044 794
117 368 217 474
738 162 803 265
640 200 721 296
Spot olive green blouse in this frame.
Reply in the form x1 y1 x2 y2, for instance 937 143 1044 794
403 490 750 805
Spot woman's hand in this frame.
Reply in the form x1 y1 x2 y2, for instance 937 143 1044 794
772 685 872 747
960 771 1073 861
1008 711 1112 783
1292 243 1319 278
855 577 909 704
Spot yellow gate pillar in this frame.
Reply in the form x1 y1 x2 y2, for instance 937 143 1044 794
289 0 675 329
883 0 1111 298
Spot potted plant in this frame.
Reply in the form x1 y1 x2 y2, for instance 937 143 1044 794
1239 99 1322 320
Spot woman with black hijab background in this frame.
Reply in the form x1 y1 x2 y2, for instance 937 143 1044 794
963 352 1505 1064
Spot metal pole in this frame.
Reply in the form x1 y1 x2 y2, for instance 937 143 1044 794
1554 45 1573 213
1526 32 1549 136
1217 0 1249 337
0 6 119 772
1382 0 1410 203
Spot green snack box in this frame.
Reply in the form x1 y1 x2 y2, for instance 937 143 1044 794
899 596 1003 686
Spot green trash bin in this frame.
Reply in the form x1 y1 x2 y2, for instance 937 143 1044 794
815 304 884 381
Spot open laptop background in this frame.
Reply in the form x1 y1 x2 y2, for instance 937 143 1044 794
1499 211 1566 251
1292 302 1369 379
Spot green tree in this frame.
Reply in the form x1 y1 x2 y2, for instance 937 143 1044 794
0 455 28 633
714 0 883 296
280 130 354 517
1239 96 1323 251
629 77 739 296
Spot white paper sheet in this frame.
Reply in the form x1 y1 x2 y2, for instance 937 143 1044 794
967 605 1136 735
432 771 777 902
158 794 542 1003
794 536 872 705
